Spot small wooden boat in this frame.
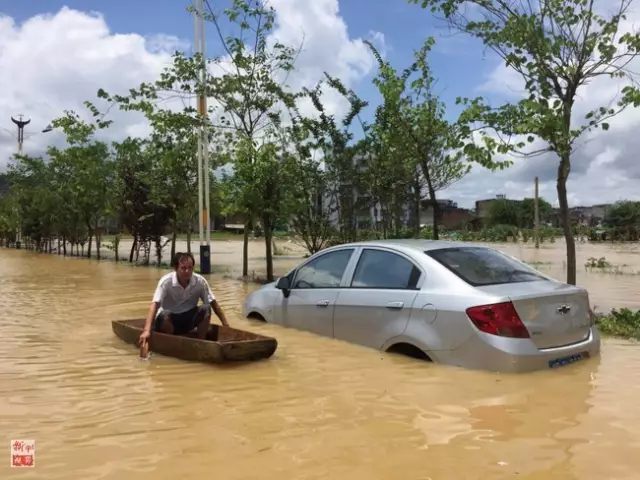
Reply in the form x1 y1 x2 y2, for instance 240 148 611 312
112 319 277 363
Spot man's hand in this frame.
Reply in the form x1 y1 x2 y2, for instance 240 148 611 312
138 329 151 347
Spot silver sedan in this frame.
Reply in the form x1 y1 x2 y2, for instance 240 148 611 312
243 240 600 372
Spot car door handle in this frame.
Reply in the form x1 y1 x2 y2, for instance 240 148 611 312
386 301 404 310
316 300 331 307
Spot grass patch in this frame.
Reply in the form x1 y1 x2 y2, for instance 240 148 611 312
595 308 640 340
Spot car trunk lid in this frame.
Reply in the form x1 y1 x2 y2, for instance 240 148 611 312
478 281 592 349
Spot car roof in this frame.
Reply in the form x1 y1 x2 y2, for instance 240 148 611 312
337 239 486 252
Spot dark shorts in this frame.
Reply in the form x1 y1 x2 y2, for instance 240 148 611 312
154 305 211 335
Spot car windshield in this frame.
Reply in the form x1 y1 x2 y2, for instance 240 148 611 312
425 247 545 286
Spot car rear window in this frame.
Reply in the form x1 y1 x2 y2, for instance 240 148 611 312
425 247 545 286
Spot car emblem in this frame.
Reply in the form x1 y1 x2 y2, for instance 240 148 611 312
556 304 571 315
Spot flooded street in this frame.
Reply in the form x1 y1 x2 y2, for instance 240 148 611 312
2 245 640 479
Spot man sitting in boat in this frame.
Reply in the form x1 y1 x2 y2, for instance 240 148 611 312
138 252 229 347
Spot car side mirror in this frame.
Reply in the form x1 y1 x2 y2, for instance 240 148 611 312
276 276 291 298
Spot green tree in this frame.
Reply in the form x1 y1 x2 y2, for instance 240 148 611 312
204 0 299 281
50 111 114 260
488 199 522 227
273 119 339 254
520 197 553 228
146 111 199 263
0 191 19 246
300 76 368 243
0 173 9 197
365 46 417 238
7 155 59 251
489 197 553 228
604 200 640 240
367 39 472 239
112 138 173 264
605 201 640 226
287 155 336 253
411 0 640 284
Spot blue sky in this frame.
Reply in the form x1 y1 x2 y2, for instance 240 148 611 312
1 1 639 208
3 0 490 112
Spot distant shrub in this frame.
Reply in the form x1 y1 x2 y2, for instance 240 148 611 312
585 256 611 269
595 308 640 340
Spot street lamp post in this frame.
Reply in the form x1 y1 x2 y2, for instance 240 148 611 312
8 115 32 248
3 116 54 249
11 115 31 154
194 0 211 274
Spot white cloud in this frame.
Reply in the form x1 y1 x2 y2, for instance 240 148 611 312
268 0 384 117
145 34 191 54
269 0 377 89
0 8 182 168
476 62 524 98
0 3 382 169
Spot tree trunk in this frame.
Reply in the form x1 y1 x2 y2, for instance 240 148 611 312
171 230 177 261
381 205 390 239
87 232 93 258
420 159 439 240
557 152 576 285
431 197 441 240
155 236 162 265
62 236 67 256
558 101 576 285
339 182 356 242
129 236 137 263
413 175 421 238
186 228 192 254
242 220 249 278
114 234 120 262
263 215 274 282
95 231 101 260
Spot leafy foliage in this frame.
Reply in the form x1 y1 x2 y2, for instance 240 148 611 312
604 201 640 240
595 308 640 340
488 197 553 228
366 39 472 239
410 0 640 284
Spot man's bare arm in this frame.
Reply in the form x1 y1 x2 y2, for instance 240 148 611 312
211 300 229 327
139 302 159 344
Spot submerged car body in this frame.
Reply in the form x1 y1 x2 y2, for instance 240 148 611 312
243 240 600 372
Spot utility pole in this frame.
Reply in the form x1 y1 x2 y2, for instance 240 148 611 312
534 176 540 249
194 0 211 273
10 115 30 248
11 115 30 154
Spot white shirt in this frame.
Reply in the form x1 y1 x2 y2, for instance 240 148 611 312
152 272 216 314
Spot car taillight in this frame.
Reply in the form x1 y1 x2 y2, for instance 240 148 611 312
465 302 530 338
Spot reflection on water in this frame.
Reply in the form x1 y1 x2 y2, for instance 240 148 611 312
1 247 640 479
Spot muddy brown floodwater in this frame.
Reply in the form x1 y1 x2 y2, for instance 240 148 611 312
1 243 639 479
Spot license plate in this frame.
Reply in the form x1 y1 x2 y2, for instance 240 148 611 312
548 352 589 369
